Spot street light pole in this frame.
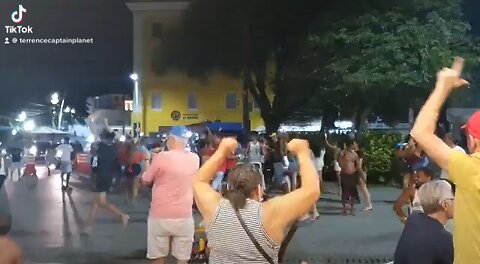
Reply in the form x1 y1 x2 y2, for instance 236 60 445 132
58 98 65 130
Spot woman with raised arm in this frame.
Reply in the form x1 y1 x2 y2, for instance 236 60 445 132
193 138 320 264
324 134 343 194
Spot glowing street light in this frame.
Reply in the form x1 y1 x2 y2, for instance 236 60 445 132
16 111 27 122
130 73 138 81
23 119 35 131
11 129 18 136
51 92 60 105
70 108 76 114
64 106 71 113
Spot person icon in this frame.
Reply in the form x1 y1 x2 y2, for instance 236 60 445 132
4 37 9 45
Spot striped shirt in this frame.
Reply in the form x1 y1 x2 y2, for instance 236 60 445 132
207 199 280 264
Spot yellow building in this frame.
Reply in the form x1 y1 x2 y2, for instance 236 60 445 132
126 1 265 136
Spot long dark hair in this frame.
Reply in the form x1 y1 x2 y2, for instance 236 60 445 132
225 164 262 211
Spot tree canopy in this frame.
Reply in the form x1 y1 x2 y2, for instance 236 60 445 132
300 0 478 129
156 0 479 132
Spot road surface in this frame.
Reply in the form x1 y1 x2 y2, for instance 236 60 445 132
1 167 403 263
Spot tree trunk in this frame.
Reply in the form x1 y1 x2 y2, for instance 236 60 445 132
355 107 371 132
265 115 281 135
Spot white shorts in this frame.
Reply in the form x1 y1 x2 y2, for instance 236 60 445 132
11 162 23 170
147 217 194 260
60 161 72 174
315 158 324 171
333 161 341 172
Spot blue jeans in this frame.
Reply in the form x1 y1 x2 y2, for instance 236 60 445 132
211 172 225 191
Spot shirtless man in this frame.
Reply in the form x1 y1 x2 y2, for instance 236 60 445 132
339 139 361 215
0 213 23 264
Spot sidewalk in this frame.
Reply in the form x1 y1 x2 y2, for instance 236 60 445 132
2 169 403 263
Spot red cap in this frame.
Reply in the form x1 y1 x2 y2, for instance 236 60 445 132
462 111 480 139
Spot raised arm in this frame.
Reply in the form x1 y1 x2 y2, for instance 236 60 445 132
193 138 236 226
263 139 320 229
411 57 468 171
324 134 336 151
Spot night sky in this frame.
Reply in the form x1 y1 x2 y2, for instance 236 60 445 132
0 0 133 116
0 0 478 119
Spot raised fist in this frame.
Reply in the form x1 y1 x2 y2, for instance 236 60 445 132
218 138 238 156
286 139 310 155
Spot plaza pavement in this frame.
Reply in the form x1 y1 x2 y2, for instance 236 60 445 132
0 167 404 264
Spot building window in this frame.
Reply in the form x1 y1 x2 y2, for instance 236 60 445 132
124 100 133 111
188 93 198 111
226 92 237 110
151 93 162 110
152 22 163 38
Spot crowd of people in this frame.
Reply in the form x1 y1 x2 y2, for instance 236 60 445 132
1 57 480 264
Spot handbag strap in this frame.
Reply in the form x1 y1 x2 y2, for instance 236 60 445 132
233 208 275 264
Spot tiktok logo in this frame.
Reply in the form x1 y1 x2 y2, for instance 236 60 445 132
11 5 27 24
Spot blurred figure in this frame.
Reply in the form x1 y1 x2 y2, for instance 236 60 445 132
440 133 465 179
0 213 23 264
203 132 226 192
394 180 454 264
394 167 433 223
339 139 361 215
83 132 129 234
56 137 74 191
246 133 266 190
194 138 319 263
325 134 342 194
9 147 23 181
395 136 429 189
356 149 373 211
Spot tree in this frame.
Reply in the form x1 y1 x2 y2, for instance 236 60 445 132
156 0 323 133
301 0 477 130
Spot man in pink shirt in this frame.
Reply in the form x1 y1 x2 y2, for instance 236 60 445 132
142 126 199 264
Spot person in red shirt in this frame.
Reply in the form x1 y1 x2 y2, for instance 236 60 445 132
125 141 146 202
203 132 227 191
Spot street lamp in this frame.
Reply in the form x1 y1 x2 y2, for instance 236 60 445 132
70 108 76 114
16 111 27 122
64 106 71 113
130 73 139 113
51 92 60 105
23 119 35 132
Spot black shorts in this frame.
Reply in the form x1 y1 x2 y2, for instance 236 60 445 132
125 164 142 179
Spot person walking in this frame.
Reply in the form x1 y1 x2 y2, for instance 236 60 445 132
411 57 478 263
356 149 373 211
83 131 129 234
56 137 74 191
246 134 266 190
193 137 320 264
141 126 199 264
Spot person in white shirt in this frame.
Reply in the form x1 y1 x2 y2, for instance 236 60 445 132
440 133 466 179
56 137 74 191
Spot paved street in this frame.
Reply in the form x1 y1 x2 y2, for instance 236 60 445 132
1 167 404 264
